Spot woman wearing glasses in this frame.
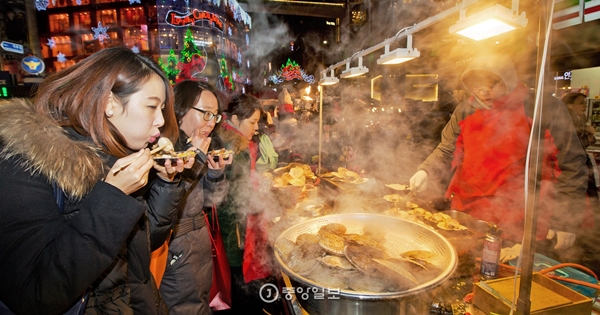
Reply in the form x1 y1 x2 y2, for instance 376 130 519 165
160 80 230 315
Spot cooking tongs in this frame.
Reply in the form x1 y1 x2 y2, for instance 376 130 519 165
401 189 417 209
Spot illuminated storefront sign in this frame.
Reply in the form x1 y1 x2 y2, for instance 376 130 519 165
165 9 223 31
554 70 572 81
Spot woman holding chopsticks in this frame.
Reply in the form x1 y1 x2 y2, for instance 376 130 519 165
0 47 192 315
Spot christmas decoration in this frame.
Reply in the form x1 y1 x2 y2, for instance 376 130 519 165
35 0 48 11
217 54 234 91
46 38 56 49
269 58 315 84
131 45 140 54
92 22 109 44
175 28 207 83
164 49 180 85
57 52 67 63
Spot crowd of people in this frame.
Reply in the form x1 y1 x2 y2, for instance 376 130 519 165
0 46 599 315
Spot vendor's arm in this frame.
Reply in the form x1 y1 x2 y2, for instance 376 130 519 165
0 156 145 315
418 100 474 177
541 96 588 236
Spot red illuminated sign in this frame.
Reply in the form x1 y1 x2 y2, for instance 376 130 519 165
165 9 223 30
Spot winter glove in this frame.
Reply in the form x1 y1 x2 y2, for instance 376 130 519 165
409 170 428 192
546 229 576 250
499 243 522 263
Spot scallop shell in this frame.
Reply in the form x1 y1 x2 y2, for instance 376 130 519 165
319 255 355 270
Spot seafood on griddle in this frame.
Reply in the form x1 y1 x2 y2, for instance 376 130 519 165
274 238 297 261
287 247 320 276
276 222 446 294
343 244 388 275
318 223 347 235
318 255 355 271
295 233 320 246
343 233 384 251
400 250 445 271
326 167 369 184
317 230 346 256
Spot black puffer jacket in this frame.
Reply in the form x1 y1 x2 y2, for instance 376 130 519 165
0 99 183 315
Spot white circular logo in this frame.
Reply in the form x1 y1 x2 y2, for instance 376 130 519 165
259 283 279 303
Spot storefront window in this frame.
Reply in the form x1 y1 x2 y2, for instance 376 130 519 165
96 0 128 3
48 0 91 9
79 34 95 55
120 7 145 27
159 28 179 50
49 14 70 33
54 59 76 72
53 36 73 57
96 9 117 27
124 25 149 51
74 12 91 30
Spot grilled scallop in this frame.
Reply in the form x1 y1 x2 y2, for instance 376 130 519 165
296 233 320 246
343 233 384 251
318 230 346 256
287 247 319 276
343 244 387 275
400 250 445 270
318 223 347 235
274 238 298 261
319 255 355 270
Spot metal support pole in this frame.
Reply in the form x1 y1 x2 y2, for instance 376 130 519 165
318 86 323 176
517 1 553 314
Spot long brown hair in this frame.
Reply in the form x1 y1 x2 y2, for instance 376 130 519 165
33 47 177 157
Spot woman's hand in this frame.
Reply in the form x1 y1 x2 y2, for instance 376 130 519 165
207 154 233 171
189 128 212 155
105 149 155 195
154 156 195 182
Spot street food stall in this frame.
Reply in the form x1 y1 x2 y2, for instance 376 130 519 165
260 0 600 313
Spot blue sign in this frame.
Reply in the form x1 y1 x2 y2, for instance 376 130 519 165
1 41 24 54
21 56 45 75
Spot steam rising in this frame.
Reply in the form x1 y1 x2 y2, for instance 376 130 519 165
230 0 595 281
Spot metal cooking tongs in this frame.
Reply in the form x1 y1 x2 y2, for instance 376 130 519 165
401 188 417 209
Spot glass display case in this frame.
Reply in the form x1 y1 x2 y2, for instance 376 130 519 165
587 98 600 132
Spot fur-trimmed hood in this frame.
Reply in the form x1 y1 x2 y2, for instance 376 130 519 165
214 121 250 154
0 99 106 199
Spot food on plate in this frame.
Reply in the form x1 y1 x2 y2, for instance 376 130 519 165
151 137 196 163
208 148 234 159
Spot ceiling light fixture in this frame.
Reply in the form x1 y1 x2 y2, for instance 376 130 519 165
318 69 339 86
377 34 420 65
449 3 528 41
340 56 369 78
